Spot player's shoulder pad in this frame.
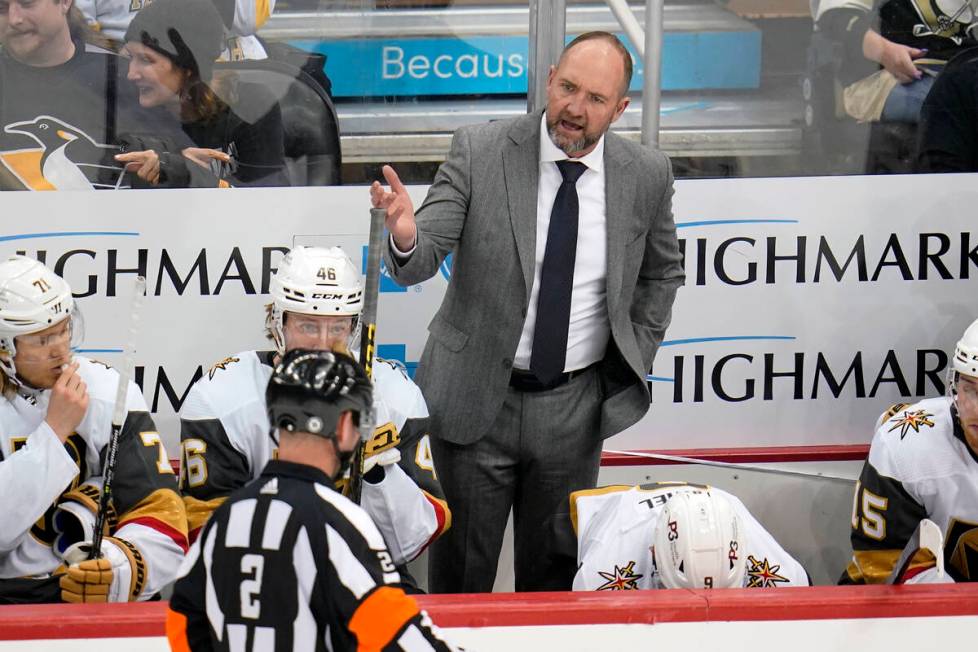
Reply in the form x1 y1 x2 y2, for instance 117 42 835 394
873 397 948 442
569 485 632 536
875 402 913 430
372 357 427 413
180 350 265 420
75 356 148 411
373 357 414 386
869 396 954 478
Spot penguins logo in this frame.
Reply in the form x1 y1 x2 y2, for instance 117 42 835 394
911 0 974 41
1 115 128 191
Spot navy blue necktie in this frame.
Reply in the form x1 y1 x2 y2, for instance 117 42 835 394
530 160 587 386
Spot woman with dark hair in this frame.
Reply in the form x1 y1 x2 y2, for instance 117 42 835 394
114 0 288 187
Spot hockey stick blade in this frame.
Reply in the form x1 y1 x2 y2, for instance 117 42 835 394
886 518 945 584
349 207 387 504
90 276 146 560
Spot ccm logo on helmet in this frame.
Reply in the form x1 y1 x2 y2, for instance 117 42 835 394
311 293 347 300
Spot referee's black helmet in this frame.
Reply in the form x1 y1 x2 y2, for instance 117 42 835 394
267 348 374 442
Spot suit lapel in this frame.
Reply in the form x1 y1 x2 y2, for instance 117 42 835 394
604 134 636 318
502 113 542 301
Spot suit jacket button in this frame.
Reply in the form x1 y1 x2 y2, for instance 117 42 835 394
502 358 512 368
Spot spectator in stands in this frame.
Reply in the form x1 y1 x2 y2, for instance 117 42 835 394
916 48 978 171
570 484 810 590
813 0 977 123
116 0 289 187
0 0 144 189
76 0 276 60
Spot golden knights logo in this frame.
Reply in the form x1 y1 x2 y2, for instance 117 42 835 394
746 555 790 587
207 356 241 380
909 0 976 42
887 409 936 439
596 561 644 590
1 116 127 191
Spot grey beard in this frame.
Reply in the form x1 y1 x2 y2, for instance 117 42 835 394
547 123 598 157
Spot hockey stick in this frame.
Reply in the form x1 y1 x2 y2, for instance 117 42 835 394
603 449 858 484
886 518 945 584
89 276 146 559
348 207 387 504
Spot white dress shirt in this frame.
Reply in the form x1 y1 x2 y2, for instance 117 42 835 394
513 114 610 373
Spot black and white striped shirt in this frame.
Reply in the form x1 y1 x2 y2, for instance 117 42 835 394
168 460 460 651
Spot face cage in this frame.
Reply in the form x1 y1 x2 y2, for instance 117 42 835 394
273 305 362 356
0 306 84 386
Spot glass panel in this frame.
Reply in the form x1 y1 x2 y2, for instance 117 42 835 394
2 0 971 181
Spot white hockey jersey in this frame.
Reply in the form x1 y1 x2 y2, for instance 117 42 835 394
178 351 450 566
844 397 978 583
571 482 810 590
0 357 188 600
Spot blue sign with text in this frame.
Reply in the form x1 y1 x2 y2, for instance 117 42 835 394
294 31 760 98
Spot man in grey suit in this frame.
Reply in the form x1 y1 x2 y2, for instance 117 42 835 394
370 32 684 593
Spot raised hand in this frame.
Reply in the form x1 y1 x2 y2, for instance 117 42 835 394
369 165 418 251
46 361 88 442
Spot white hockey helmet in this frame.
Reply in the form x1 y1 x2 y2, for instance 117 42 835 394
0 255 81 383
652 490 747 589
268 246 364 353
949 318 978 407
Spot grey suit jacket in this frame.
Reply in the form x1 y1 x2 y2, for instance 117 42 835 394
385 112 685 446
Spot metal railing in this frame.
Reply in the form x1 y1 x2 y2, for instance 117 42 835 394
526 0 664 147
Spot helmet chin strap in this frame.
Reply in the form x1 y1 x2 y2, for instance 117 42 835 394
270 427 356 482
333 437 356 481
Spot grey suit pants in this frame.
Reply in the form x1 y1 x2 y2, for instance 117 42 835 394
428 367 603 593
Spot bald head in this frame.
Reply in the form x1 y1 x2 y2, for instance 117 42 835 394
545 32 632 157
558 32 633 98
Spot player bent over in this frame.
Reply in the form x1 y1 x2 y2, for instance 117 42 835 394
842 317 978 584
168 349 463 651
571 483 810 590
178 246 449 570
0 256 187 604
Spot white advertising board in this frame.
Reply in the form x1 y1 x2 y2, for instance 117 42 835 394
0 174 973 454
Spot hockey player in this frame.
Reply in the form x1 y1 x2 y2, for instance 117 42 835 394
168 349 462 651
179 246 449 569
0 255 187 603
571 483 810 590
842 317 978 584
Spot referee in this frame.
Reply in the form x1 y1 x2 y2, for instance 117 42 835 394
167 349 461 651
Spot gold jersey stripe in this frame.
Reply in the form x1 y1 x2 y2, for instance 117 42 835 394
117 488 189 539
183 495 227 536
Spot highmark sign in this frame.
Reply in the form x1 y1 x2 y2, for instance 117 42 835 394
0 174 971 453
